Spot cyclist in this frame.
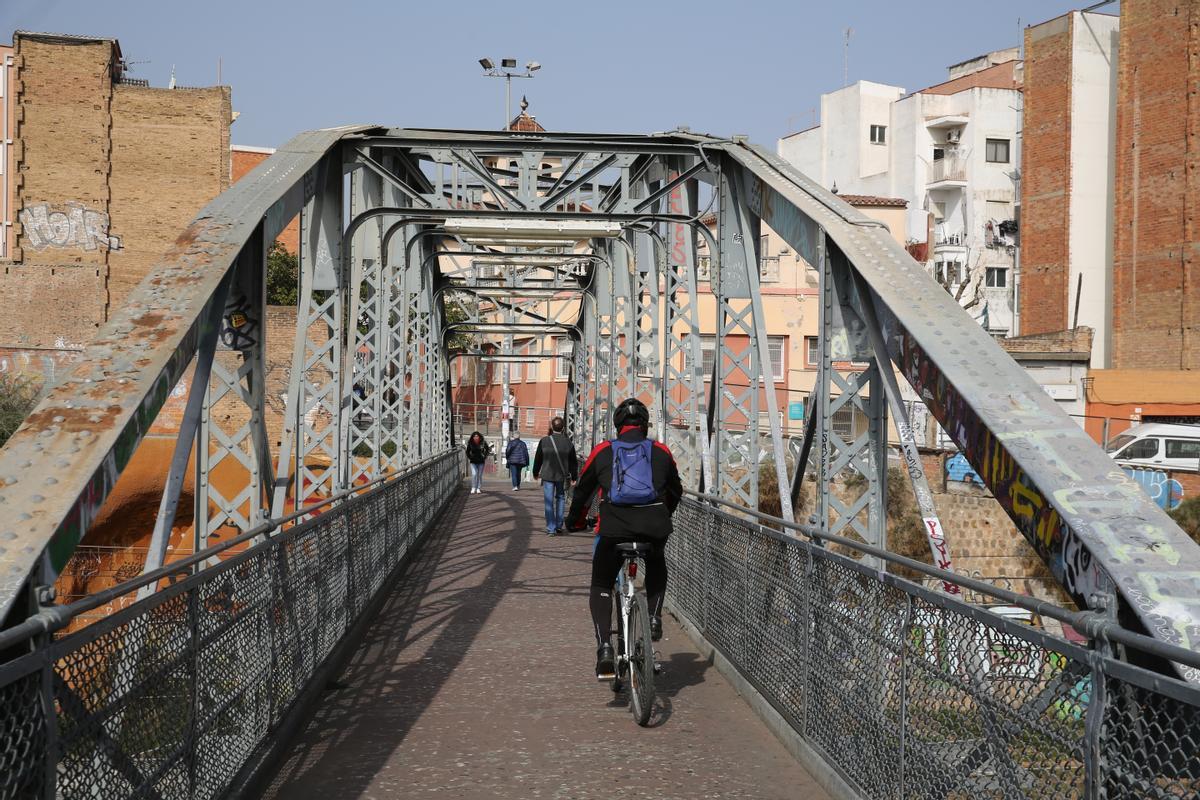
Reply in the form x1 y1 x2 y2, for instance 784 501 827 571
566 397 682 678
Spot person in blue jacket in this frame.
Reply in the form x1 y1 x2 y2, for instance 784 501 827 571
504 430 530 490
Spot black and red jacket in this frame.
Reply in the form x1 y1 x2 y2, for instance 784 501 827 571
567 426 683 540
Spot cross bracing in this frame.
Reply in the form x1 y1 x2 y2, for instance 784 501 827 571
0 124 1197 694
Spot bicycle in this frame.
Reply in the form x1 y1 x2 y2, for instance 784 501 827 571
599 541 656 726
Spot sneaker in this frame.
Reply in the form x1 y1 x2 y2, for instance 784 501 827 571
512 486 519 491
546 529 556 536
555 527 566 536
595 643 615 677
650 615 662 642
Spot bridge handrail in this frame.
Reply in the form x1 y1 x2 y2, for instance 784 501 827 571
682 489 1200 674
0 449 460 655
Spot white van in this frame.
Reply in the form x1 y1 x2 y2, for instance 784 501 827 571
1106 423 1200 472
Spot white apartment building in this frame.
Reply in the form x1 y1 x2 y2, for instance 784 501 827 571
778 50 1023 336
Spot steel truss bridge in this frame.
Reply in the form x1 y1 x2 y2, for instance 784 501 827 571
0 127 1198 798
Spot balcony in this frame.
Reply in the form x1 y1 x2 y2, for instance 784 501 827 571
928 157 967 187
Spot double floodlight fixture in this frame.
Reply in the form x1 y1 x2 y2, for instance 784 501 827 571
478 58 540 74
444 217 622 241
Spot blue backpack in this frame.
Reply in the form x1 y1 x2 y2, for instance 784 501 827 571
608 439 658 505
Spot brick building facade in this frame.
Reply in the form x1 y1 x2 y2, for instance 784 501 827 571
1021 2 1200 371
1020 15 1075 338
1 31 231 352
1112 0 1200 370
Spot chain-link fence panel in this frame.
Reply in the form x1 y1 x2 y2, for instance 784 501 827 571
0 449 460 800
666 496 1200 800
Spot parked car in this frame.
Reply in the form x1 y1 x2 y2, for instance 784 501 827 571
1105 423 1200 473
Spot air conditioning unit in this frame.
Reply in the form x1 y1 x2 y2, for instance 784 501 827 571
947 129 961 143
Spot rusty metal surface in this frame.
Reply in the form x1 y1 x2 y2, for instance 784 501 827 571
0 125 377 622
718 141 1200 680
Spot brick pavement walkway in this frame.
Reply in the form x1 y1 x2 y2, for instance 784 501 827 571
263 479 831 799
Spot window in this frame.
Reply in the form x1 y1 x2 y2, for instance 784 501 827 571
985 267 1007 288
768 337 785 382
832 406 856 439
986 200 1011 221
985 138 1010 164
1119 438 1159 460
701 337 716 379
598 341 611 382
451 364 459 386
938 261 964 284
697 255 712 280
525 408 535 427
1166 439 1200 460
527 345 539 382
511 349 522 383
759 234 769 258
931 201 946 221
805 336 819 367
475 361 488 385
870 124 887 145
555 338 571 380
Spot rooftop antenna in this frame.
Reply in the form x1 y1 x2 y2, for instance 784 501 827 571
843 27 853 87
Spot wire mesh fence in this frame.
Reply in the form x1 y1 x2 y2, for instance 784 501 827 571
0 449 460 800
666 496 1200 800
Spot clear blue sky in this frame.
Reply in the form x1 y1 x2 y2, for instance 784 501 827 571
3 0 1098 149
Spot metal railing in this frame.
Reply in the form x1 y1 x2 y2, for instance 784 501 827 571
666 493 1200 799
0 449 461 800
929 158 967 183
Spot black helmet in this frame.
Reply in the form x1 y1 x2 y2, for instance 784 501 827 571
613 397 650 428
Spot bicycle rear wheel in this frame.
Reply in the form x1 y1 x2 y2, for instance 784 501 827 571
627 591 655 726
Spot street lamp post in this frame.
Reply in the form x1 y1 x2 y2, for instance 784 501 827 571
478 57 540 130
477 57 540 448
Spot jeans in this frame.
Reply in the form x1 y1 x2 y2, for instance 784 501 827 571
542 480 566 532
509 464 524 488
469 462 484 491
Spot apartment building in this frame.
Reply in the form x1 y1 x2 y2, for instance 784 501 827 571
778 51 1023 336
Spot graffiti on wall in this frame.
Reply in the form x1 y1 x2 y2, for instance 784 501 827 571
0 348 83 384
1123 467 1184 511
19 202 122 252
945 452 984 486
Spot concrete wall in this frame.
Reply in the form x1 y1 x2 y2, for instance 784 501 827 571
1113 0 1200 370
1067 12 1120 367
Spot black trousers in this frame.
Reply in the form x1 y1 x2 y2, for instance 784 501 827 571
588 535 667 646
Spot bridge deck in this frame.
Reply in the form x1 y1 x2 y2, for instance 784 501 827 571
262 478 830 799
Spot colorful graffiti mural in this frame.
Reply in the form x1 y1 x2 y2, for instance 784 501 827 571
1123 467 1185 511
945 452 984 486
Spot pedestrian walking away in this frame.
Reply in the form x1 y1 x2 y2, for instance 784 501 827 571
465 431 491 494
532 416 579 535
567 398 682 677
505 430 530 490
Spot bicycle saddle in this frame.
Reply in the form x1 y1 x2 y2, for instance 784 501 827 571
616 542 653 556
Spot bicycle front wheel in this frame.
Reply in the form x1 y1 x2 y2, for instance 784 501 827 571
627 591 655 726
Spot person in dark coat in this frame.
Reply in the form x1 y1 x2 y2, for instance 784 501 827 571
532 416 579 536
465 431 490 494
566 398 682 677
504 430 530 490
